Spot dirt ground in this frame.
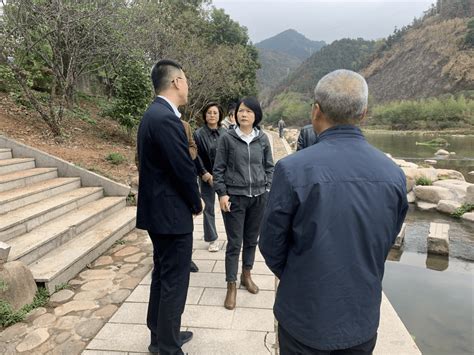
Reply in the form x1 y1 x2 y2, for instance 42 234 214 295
0 93 137 186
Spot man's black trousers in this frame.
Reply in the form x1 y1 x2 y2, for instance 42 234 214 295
279 324 377 355
147 232 192 355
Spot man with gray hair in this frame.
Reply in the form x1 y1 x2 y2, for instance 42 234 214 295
259 69 408 354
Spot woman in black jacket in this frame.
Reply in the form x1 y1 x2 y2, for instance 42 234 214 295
213 97 274 310
194 102 226 252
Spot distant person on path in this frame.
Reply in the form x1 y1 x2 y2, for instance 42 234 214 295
259 69 408 355
213 97 274 310
221 102 237 130
136 59 203 355
278 118 286 138
194 102 226 252
296 124 319 151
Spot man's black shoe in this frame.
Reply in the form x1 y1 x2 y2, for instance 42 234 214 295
180 330 193 345
190 260 199 273
148 331 194 353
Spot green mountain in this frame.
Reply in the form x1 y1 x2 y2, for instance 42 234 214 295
256 29 326 60
266 38 377 104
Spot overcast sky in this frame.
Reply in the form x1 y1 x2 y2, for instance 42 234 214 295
212 0 435 43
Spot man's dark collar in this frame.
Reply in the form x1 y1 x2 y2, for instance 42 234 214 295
317 125 364 141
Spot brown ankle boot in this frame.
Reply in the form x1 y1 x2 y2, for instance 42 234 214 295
224 282 237 310
240 269 259 294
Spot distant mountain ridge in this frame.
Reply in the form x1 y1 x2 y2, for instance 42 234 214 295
255 29 326 96
256 29 326 60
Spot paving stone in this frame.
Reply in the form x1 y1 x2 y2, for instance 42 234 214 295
192 259 216 272
32 312 57 327
69 279 85 286
80 269 116 281
119 277 140 289
140 256 153 265
129 266 152 279
110 289 131 304
54 331 71 344
50 289 75 306
193 249 226 261
182 304 234 329
16 328 50 352
83 351 128 355
139 272 151 285
193 240 225 250
0 322 27 342
93 256 114 267
199 288 274 309
109 302 146 324
108 244 126 254
187 287 205 305
182 328 270 355
124 252 146 263
74 290 108 301
23 307 47 322
232 308 274 331
54 315 81 330
114 246 140 257
189 272 227 288
51 339 85 355
116 264 136 274
122 233 138 242
86 323 149 352
83 310 93 318
93 305 118 319
54 300 98 316
75 318 105 339
81 280 114 292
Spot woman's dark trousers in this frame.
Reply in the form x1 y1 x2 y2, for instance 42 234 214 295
200 180 218 242
223 194 266 282
147 232 192 355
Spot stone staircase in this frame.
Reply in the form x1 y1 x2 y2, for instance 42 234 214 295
0 147 136 292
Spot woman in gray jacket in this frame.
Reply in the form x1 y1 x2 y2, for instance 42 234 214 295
213 97 274 310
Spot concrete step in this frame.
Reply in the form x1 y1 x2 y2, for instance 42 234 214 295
0 168 58 193
0 187 103 242
0 177 81 214
30 207 136 292
0 158 35 175
0 149 12 160
8 196 126 265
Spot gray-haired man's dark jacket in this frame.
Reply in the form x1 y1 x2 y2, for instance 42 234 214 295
259 125 408 351
297 124 319 151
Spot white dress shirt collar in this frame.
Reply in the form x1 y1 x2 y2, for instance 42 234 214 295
157 95 181 118
235 126 259 145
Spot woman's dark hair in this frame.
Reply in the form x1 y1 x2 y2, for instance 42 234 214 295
235 97 263 128
227 102 237 116
202 102 224 126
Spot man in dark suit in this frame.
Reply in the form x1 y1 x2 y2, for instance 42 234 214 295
136 59 203 355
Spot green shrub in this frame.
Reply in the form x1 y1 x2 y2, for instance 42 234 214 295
415 177 432 186
451 203 474 218
105 153 125 165
369 95 474 130
0 287 49 327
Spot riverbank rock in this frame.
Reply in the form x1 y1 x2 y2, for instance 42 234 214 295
402 167 438 183
435 149 450 155
466 186 474 204
433 179 470 202
414 186 455 204
462 212 474 222
392 158 419 169
416 200 437 211
435 169 465 181
437 200 462 214
407 191 416 203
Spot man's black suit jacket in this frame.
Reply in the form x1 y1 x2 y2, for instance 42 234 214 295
136 96 202 235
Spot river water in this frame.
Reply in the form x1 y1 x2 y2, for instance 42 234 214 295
363 131 474 355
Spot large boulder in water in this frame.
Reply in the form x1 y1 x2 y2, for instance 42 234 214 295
414 185 455 204
433 179 471 202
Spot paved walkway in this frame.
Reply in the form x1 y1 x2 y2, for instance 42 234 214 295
84 131 420 355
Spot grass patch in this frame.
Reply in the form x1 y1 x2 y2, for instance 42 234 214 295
105 152 125 165
0 287 49 327
415 177 433 186
451 204 474 218
415 138 449 146
113 239 126 246
54 283 72 293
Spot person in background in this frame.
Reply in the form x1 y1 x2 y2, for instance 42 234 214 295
259 69 408 355
213 96 274 310
221 102 237 130
297 123 319 151
193 102 226 252
136 59 203 355
278 118 286 138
